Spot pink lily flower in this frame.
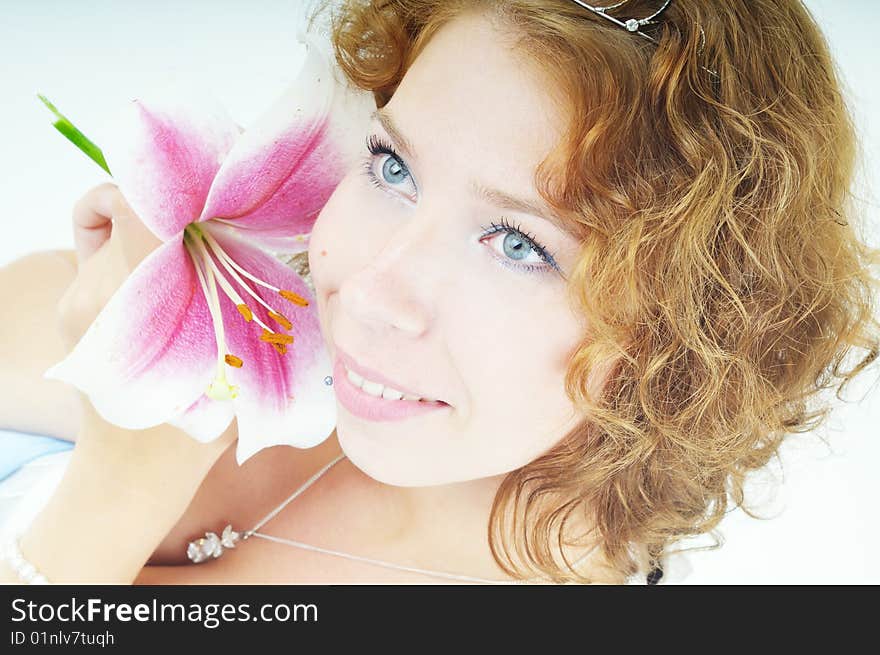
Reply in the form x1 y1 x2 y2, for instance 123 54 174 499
44 31 373 464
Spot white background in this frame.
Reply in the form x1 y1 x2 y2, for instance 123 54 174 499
0 0 878 583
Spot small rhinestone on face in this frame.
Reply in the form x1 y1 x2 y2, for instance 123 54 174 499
324 376 333 386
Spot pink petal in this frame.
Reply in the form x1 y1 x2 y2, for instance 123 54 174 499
103 91 241 241
44 239 219 432
202 223 336 463
199 30 375 252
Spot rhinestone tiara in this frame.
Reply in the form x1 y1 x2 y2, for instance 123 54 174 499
567 0 719 79
568 0 672 44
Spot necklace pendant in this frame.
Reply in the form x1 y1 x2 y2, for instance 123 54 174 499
186 524 241 564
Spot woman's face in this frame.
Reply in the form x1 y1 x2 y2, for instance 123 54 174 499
308 12 587 486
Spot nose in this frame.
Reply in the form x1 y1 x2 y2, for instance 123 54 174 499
338 212 444 338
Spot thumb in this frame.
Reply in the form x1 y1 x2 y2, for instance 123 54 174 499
72 183 116 266
109 192 165 270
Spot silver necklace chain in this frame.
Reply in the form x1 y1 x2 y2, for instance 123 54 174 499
186 452 598 584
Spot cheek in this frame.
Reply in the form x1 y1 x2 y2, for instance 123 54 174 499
450 285 582 429
440 291 583 470
308 173 365 288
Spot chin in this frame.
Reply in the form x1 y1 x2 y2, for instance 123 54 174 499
335 422 397 485
335 422 441 487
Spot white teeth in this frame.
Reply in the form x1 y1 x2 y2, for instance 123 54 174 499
343 364 437 402
382 387 404 400
346 368 365 388
361 379 384 396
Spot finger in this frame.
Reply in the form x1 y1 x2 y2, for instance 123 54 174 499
109 192 165 269
55 237 118 351
72 183 118 266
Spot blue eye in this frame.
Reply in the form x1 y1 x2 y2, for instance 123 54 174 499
362 134 416 197
360 134 562 278
478 217 560 276
502 232 533 261
381 155 408 184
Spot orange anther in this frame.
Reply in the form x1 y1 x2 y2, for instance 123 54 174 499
268 310 293 330
224 354 243 368
279 289 309 306
236 304 253 322
259 329 295 345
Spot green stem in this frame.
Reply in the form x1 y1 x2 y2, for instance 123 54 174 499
37 94 111 175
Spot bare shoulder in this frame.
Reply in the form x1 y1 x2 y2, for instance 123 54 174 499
135 539 484 585
56 249 78 270
146 431 348 565
136 447 470 585
135 450 618 585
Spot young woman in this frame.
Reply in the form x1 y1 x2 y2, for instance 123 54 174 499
1 0 877 585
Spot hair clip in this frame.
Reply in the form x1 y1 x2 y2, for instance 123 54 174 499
567 0 719 80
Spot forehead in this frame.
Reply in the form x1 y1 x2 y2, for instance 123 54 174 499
381 12 564 193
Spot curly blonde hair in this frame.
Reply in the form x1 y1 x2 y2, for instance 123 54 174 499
307 0 880 583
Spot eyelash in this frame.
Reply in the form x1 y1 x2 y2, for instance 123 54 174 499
360 134 560 277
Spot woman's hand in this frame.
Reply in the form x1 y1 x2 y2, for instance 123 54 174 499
0 184 237 584
61 180 237 461
57 182 163 351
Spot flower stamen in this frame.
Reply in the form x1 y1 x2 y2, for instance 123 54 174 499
279 289 309 306
236 304 253 322
259 329 295 345
268 310 293 330
190 233 278 336
184 231 239 401
201 229 310 309
199 230 290 325
189 226 297 360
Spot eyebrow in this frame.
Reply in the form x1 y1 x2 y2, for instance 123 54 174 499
371 107 570 233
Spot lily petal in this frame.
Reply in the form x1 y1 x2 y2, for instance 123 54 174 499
202 223 336 464
232 344 336 465
103 91 240 241
44 239 219 431
168 393 236 444
199 30 375 252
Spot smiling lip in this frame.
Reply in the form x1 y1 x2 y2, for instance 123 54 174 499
332 351 450 422
334 347 443 403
